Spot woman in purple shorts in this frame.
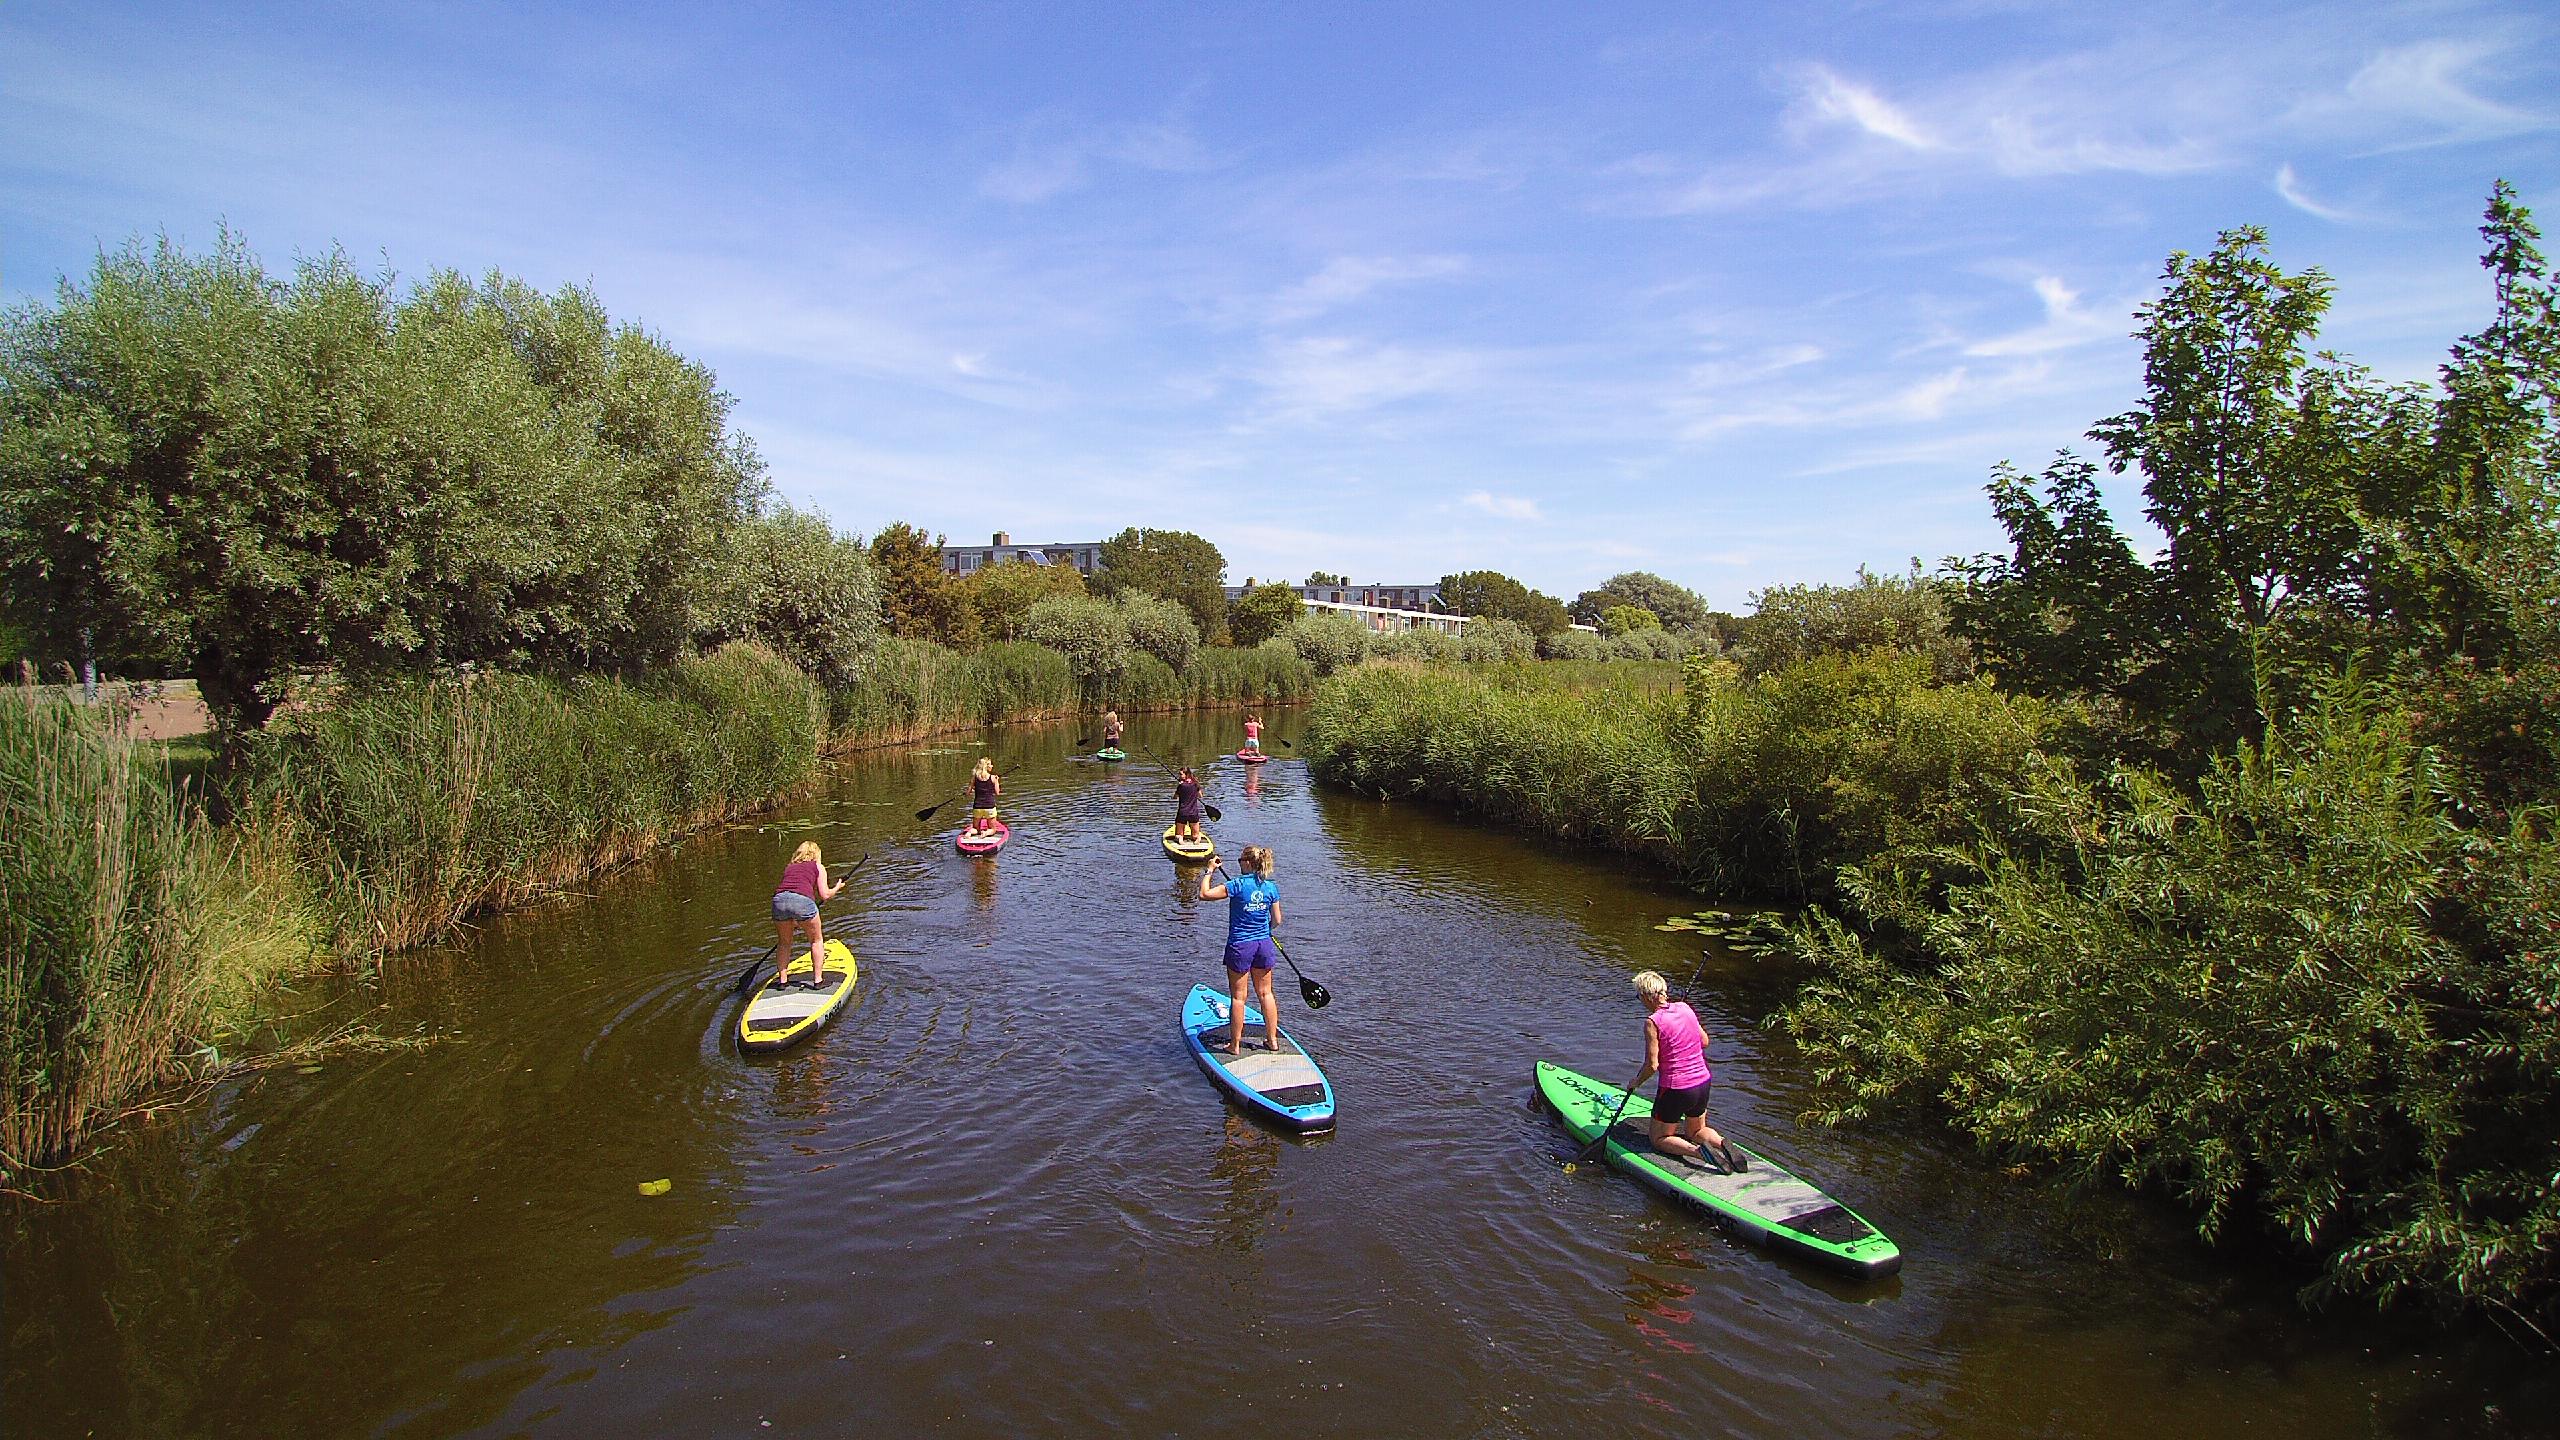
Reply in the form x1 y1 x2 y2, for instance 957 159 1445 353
1625 969 1745 1172
1198 845 1282 1056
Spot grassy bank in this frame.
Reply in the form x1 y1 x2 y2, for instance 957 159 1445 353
827 636 1311 750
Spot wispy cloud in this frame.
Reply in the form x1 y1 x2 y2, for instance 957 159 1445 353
1802 68 1940 151
2333 40 2551 148
1964 275 2123 357
1265 254 1469 324
1250 335 1499 419
978 114 1218 203
1461 490 1543 521
2273 163 2359 223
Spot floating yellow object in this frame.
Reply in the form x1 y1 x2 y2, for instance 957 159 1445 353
638 1179 672 1196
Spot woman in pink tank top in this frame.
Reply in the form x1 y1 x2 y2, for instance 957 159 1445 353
1625 970 1745 1173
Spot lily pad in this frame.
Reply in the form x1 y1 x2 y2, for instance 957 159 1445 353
638 1178 673 1197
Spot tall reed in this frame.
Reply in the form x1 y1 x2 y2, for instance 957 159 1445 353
252 643 824 953
0 689 208 1169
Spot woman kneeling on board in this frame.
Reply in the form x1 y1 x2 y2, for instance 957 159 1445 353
1626 970 1745 1172
1199 846 1282 1055
966 757 1002 837
772 841 847 987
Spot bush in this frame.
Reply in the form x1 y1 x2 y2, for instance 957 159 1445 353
1776 684 2560 1318
1540 628 1609 661
1287 611 1374 676
1117 590 1201 674
1458 616 1535 664
1022 594 1134 700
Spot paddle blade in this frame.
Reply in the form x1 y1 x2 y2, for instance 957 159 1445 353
1300 975 1331 1009
733 956 767 993
1203 802 1223 822
913 801 946 822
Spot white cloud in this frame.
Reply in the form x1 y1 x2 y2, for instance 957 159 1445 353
978 115 1217 203
2273 163 2359 223
2340 41 2548 144
1802 67 1940 151
1266 254 1469 324
1462 490 1542 521
1251 335 1495 418
1964 274 2123 357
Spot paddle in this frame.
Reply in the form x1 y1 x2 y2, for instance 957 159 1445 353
1212 860 1331 1009
734 854 869 992
1566 948 1715 1169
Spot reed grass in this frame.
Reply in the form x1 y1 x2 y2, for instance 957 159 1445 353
1306 652 2061 900
253 643 825 953
0 689 211 1171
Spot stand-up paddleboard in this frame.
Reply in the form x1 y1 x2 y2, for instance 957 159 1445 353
739 940 858 1053
956 819 1009 856
1162 824 1215 862
1536 1061 1899 1277
1181 984 1333 1133
1235 749 1270 764
1096 747 1127 762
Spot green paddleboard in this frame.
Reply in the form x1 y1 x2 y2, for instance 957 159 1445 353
1536 1060 1901 1278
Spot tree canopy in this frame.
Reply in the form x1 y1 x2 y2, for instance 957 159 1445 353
1228 582 1305 648
1439 569 1569 636
1095 527 1228 643
868 522 979 650
0 232 765 746
960 558 1085 643
1571 571 1711 633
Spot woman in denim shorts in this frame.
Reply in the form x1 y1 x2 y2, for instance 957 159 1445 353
772 840 846 986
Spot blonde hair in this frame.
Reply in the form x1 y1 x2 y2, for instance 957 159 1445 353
972 757 994 780
1631 970 1668 1002
791 840 822 866
1238 845 1275 878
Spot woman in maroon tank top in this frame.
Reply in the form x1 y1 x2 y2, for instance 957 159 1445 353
771 840 845 987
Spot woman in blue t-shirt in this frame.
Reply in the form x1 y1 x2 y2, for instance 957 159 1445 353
1198 845 1283 1055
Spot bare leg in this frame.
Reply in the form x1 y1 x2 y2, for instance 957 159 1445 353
807 916 826 986
1651 1117 1709 1161
774 921 799 984
1224 967 1250 1053
1253 968 1279 1051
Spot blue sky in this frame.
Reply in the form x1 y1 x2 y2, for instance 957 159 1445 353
6 2 2554 611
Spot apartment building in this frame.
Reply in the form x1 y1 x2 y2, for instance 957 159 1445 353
938 532 1105 577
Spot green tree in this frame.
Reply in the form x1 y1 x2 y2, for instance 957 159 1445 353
1285 611 1372 676
1095 527 1229 643
1571 571 1711 632
1305 570 1349 587
0 234 766 750
1021 592 1132 696
1599 605 1660 637
1440 570 1570 636
1116 589 1201 674
868 523 979 649
1228 582 1305 648
1458 615 1536 663
1739 564 1967 681
960 559 1085 642
705 504 881 690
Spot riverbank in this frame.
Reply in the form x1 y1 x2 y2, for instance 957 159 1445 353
1 641 1314 1174
1301 655 2560 1331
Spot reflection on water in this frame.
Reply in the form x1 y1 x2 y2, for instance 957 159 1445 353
5 708 2550 1439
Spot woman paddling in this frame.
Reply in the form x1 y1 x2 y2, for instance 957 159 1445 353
1624 970 1745 1172
771 840 846 988
1199 845 1283 1055
1101 709 1123 753
1241 713 1262 755
966 757 1002 838
1173 766 1206 845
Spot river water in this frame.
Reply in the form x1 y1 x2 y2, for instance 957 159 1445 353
5 710 2548 1438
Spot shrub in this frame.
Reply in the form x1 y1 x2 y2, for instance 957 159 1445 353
1022 594 1133 700
1458 616 1535 664
1287 611 1374 676
1117 590 1202 675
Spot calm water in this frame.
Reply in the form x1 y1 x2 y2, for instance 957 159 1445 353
5 710 2548 1438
